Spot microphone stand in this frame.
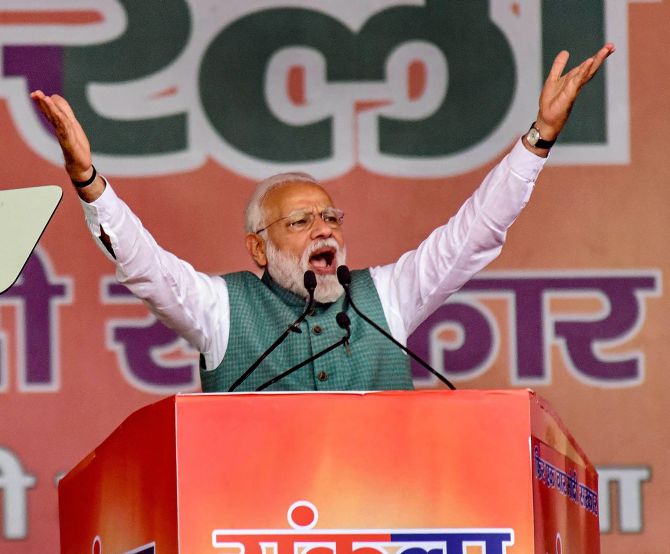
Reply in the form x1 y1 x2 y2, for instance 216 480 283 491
256 313 352 391
228 271 317 392
336 265 456 390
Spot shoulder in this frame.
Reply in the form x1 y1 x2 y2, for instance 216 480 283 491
351 268 373 283
221 270 262 288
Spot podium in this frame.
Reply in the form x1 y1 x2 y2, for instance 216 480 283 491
58 390 600 553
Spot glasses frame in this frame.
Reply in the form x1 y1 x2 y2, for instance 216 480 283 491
255 207 345 234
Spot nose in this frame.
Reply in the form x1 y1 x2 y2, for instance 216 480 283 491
310 213 333 239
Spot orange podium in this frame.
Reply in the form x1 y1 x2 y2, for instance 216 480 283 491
58 390 600 553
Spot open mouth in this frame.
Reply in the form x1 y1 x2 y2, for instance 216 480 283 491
308 247 337 274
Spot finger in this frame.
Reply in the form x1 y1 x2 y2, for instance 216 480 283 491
51 94 78 124
601 42 616 56
37 96 78 143
30 91 53 121
563 58 595 97
584 44 615 80
30 91 50 114
39 95 69 126
32 95 59 126
576 57 595 82
547 50 570 82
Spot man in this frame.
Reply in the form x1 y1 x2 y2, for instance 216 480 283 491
30 44 614 391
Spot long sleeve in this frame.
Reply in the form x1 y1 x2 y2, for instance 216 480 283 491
370 138 548 344
80 182 230 371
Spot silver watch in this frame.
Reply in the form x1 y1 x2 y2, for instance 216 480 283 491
525 122 556 149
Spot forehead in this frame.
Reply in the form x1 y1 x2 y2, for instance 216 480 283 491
262 182 334 216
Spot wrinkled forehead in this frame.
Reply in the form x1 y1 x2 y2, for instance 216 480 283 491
262 182 334 218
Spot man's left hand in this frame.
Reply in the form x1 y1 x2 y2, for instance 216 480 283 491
528 43 615 153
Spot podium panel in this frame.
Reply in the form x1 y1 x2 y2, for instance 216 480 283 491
58 396 178 553
59 390 600 553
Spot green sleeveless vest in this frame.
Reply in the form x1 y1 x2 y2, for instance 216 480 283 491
199 269 413 392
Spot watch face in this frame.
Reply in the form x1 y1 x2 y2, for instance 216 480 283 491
527 127 540 146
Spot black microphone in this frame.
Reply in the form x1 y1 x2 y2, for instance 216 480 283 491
228 270 317 392
336 312 352 355
336 265 455 390
256 311 352 391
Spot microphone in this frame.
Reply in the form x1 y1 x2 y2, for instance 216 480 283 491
336 312 352 355
256 311 352 391
336 265 455 390
228 270 317 392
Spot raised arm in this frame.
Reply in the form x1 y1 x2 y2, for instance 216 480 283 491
29 90 230 369
372 43 616 342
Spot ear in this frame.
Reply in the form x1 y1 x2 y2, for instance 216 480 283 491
245 233 267 268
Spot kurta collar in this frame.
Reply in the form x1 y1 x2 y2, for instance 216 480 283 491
261 270 340 313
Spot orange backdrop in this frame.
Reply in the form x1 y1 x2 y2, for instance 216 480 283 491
0 2 668 552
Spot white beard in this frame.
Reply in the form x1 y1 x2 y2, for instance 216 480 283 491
265 238 347 303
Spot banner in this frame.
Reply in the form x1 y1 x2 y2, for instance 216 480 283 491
0 2 667 552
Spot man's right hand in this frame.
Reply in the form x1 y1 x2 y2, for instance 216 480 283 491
30 91 104 201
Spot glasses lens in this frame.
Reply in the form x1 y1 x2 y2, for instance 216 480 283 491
285 210 314 232
321 208 344 227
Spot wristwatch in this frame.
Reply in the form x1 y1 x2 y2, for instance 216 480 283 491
525 122 556 149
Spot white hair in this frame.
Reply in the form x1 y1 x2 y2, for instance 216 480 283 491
244 172 319 233
265 238 346 303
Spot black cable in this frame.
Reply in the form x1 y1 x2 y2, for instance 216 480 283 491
228 271 317 392
256 313 351 391
336 265 456 390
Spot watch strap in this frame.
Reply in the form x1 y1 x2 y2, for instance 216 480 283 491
526 122 556 149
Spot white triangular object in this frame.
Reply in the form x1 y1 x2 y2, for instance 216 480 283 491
0 185 62 294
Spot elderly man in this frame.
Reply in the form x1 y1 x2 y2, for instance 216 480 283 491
31 44 614 391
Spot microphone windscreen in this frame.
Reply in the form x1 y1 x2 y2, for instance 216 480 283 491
336 265 351 285
336 312 351 329
303 270 317 291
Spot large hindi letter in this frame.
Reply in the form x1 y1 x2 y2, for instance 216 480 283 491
62 0 190 155
458 273 659 386
200 0 514 162
0 447 36 540
105 282 197 392
0 249 70 392
408 301 495 383
200 8 346 162
460 276 546 382
373 0 515 157
598 466 651 533
393 532 513 554
553 275 658 385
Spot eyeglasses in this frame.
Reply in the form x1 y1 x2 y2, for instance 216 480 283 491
255 207 345 234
